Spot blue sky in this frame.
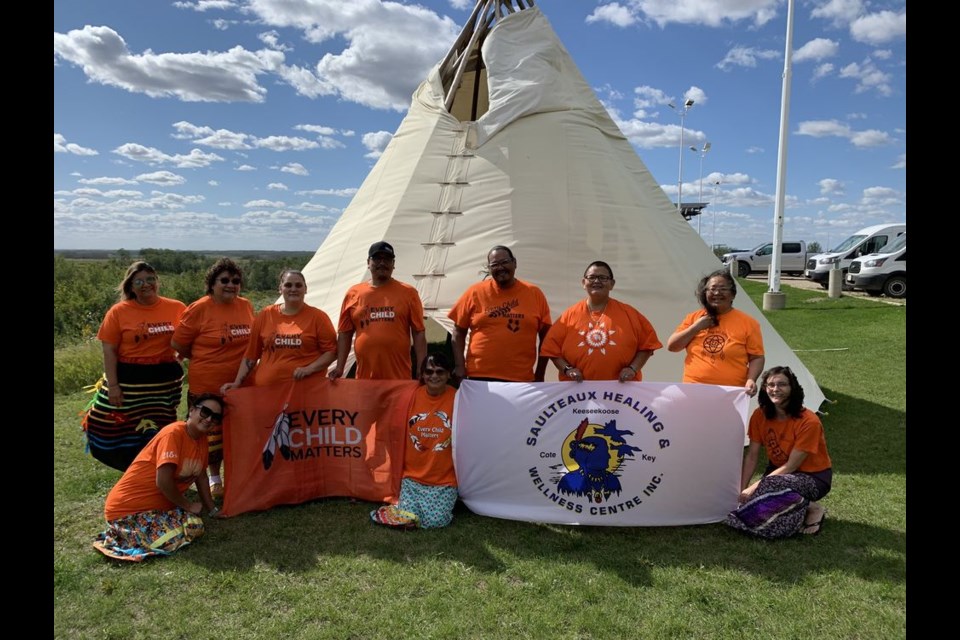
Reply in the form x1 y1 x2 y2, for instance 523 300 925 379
54 0 906 252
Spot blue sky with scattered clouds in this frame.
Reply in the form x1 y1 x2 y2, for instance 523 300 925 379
55 0 906 251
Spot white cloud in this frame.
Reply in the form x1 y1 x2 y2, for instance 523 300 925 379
296 188 358 197
812 63 834 80
891 153 905 169
795 120 894 147
619 0 781 28
173 1 237 11
244 199 286 207
208 180 219 186
246 0 459 111
236 164 256 171
362 130 393 159
872 49 893 60
793 38 839 63
253 136 320 151
280 162 309 176
258 30 292 51
114 143 224 168
745 146 764 154
78 176 138 186
818 178 844 195
811 0 864 26
716 46 779 71
267 182 288 190
54 133 98 156
448 0 472 9
295 124 338 136
838 59 893 96
850 10 906 45
586 3 637 27
135 170 188 185
172 121 253 149
294 202 340 212
861 186 902 206
54 25 284 102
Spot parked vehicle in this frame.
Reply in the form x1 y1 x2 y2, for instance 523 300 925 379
722 241 807 278
846 233 906 298
804 223 906 289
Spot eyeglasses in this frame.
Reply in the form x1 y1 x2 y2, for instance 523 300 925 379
218 277 242 285
423 368 448 376
584 275 612 283
487 259 514 269
133 276 158 287
706 287 733 293
283 282 305 288
765 382 790 389
196 405 223 424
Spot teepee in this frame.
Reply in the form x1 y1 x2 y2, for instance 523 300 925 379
300 0 826 409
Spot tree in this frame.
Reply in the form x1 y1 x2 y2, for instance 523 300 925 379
808 241 822 254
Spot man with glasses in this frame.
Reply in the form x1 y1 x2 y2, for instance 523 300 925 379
329 241 427 380
449 245 552 382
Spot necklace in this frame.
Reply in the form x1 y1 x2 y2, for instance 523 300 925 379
587 299 607 320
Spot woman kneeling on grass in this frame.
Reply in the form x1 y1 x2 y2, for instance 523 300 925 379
371 353 458 530
726 366 832 539
93 394 224 561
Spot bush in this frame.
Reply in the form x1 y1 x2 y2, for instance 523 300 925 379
54 340 104 395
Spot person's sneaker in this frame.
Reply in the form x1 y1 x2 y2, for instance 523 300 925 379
210 482 224 498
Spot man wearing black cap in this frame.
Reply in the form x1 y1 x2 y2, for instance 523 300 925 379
328 241 427 380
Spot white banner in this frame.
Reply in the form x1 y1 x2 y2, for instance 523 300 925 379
453 381 749 526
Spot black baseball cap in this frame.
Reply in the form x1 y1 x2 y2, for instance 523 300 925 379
368 241 396 258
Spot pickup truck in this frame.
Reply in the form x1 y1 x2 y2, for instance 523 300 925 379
722 241 807 278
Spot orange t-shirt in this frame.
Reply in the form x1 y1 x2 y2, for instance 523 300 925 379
244 304 337 387
674 308 764 386
540 298 663 381
403 385 457 487
97 297 186 363
748 408 832 473
104 421 208 520
338 279 426 380
448 279 552 381
173 295 255 395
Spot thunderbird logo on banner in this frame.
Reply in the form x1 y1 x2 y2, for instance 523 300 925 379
220 378 419 517
453 381 749 526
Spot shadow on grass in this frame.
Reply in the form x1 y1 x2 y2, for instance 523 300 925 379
178 493 904 590
817 388 905 476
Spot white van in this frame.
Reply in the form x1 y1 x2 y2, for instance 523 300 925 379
846 233 906 298
804 223 906 288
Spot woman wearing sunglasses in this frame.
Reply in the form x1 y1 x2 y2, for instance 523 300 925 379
667 269 765 397
371 353 458 530
93 394 225 561
222 269 337 393
172 258 255 497
83 261 187 471
541 261 662 382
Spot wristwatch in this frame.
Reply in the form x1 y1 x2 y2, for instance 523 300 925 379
563 364 575 376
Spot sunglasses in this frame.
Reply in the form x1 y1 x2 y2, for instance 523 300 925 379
196 405 223 424
423 368 448 376
133 276 158 287
219 276 242 285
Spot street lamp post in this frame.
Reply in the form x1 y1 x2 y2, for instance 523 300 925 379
669 98 694 215
689 142 711 234
712 180 721 249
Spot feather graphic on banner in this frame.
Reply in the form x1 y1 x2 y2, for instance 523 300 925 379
262 404 291 470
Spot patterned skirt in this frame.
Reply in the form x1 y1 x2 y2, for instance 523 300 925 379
724 473 822 539
370 477 458 530
82 361 183 471
92 508 205 562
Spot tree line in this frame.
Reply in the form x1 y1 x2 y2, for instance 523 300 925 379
53 250 314 347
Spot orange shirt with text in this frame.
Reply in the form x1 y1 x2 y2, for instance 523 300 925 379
244 304 337 387
403 386 457 487
97 297 186 363
338 279 425 379
748 408 832 473
674 308 764 386
173 295 255 395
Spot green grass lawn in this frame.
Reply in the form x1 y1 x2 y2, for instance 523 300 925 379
53 281 905 639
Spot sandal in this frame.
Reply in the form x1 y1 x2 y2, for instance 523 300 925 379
801 511 826 536
209 482 224 498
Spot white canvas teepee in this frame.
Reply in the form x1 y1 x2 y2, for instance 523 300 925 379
300 0 826 409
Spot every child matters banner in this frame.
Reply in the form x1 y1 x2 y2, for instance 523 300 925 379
220 378 419 517
453 381 749 526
